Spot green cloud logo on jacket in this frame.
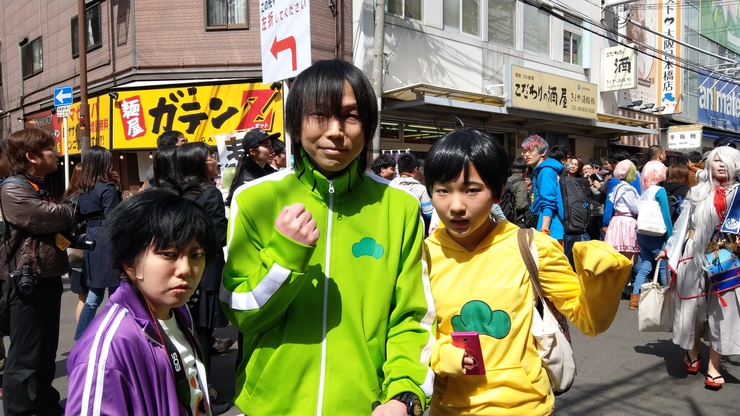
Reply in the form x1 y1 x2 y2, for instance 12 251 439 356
352 237 384 259
451 300 511 339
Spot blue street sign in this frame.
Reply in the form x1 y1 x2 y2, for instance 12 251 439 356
54 86 73 106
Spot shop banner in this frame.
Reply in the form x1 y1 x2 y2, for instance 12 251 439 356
26 82 283 155
505 65 597 120
658 0 681 115
602 45 637 92
111 83 283 149
667 124 702 150
698 70 740 133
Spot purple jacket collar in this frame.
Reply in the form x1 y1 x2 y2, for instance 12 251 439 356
110 281 195 344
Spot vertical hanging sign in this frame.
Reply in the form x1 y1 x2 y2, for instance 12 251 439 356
260 0 312 84
659 0 681 115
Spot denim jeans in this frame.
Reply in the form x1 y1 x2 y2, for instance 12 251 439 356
633 233 667 294
75 286 117 340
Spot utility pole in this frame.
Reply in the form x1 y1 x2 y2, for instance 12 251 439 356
78 0 90 154
371 0 385 162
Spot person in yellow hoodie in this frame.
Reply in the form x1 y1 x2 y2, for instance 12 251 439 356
423 128 632 416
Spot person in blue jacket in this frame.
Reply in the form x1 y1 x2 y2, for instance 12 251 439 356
522 134 565 241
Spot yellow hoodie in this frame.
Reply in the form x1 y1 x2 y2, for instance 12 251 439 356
425 220 630 416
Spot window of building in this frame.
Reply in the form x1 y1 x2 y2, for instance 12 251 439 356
443 0 480 36
71 3 103 57
206 0 248 29
562 20 582 65
388 0 421 20
21 37 43 79
488 0 515 47
523 3 549 57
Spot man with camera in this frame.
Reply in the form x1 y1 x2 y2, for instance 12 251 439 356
0 128 75 415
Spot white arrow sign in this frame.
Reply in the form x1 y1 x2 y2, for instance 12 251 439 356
55 89 72 104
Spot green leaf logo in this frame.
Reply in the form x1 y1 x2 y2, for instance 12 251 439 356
352 237 384 259
451 300 511 339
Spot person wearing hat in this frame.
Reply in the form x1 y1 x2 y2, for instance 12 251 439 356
225 128 278 206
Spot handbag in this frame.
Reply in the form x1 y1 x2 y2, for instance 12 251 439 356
701 247 740 293
638 260 674 332
517 228 576 394
636 187 666 236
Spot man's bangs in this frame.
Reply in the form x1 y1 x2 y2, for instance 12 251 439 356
148 209 218 264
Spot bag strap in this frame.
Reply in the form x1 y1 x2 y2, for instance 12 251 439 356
517 228 543 300
613 182 628 204
651 259 662 285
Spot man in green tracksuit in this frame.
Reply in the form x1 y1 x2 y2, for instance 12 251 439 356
221 60 435 416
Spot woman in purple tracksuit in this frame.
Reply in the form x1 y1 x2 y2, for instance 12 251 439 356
66 189 218 416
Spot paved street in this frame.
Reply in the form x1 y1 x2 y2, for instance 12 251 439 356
1 278 738 415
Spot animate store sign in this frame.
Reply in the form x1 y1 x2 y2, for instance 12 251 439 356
698 70 740 132
505 65 597 119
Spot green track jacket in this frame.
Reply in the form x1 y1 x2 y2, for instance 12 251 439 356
220 156 436 415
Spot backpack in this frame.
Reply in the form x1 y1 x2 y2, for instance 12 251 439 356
499 178 522 224
558 175 591 235
501 177 531 227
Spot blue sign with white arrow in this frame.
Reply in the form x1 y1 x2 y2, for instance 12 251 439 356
53 86 73 106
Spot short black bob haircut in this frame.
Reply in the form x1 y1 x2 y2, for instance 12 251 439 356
424 128 509 200
285 59 378 174
370 154 396 174
107 189 219 277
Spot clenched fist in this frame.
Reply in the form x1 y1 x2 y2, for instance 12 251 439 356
275 203 320 246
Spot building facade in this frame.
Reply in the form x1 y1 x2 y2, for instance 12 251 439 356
0 0 349 192
352 0 737 163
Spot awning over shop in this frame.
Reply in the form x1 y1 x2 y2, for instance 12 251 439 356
615 109 660 148
383 84 657 139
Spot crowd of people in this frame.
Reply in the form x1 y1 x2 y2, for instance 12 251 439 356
0 59 737 416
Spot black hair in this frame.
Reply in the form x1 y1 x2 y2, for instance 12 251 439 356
608 149 633 164
285 60 378 174
272 138 285 155
714 137 737 148
173 142 211 187
511 156 527 174
107 189 218 277
396 153 420 174
424 128 508 200
151 146 178 190
548 145 569 163
685 151 702 163
79 146 113 192
370 154 396 174
157 131 184 148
